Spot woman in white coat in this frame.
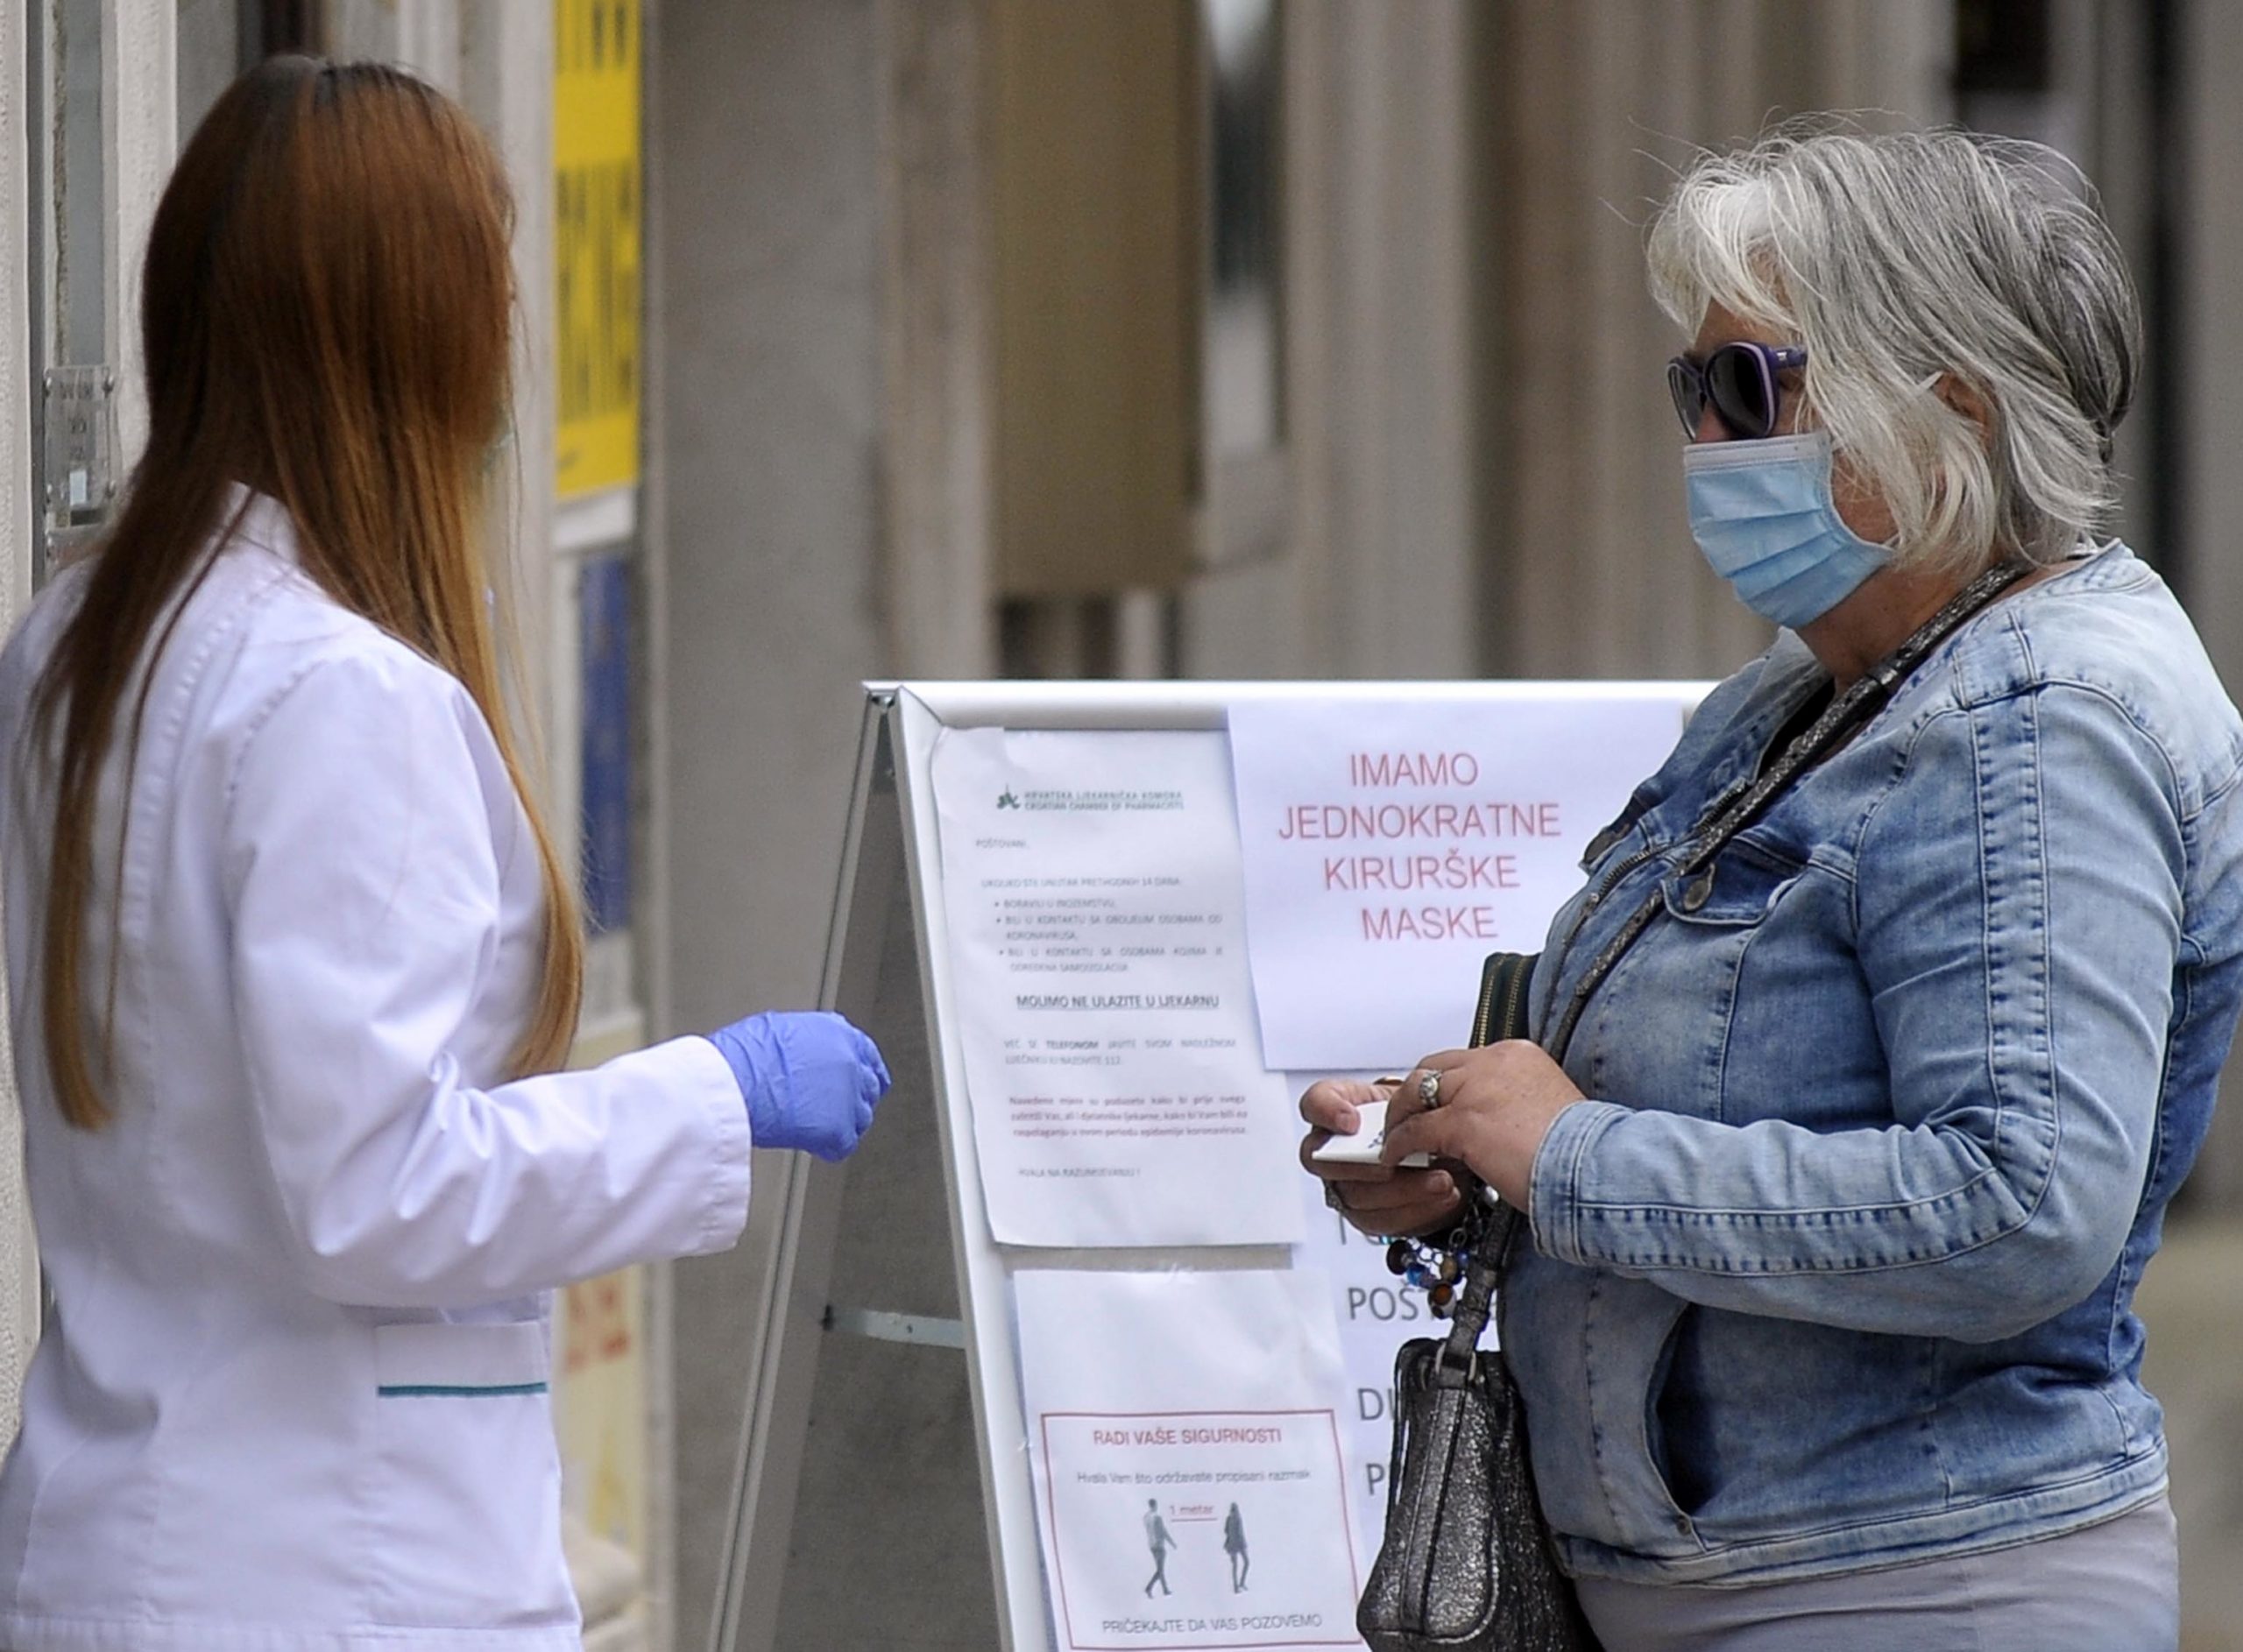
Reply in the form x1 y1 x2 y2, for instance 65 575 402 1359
0 60 889 1650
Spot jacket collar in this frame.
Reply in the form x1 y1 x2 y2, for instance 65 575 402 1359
219 483 303 568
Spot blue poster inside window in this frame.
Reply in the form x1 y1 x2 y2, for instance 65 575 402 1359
579 552 633 935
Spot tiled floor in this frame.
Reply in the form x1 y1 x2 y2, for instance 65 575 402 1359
2136 1217 2243 1652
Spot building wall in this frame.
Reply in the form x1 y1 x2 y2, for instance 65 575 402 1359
647 4 893 1644
1178 0 1953 691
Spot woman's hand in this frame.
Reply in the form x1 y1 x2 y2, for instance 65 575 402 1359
1381 1042 1586 1211
1298 1078 1464 1239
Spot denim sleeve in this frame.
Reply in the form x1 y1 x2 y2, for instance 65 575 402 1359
1528 682 2184 1342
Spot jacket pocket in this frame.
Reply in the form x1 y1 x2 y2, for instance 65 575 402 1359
1513 1267 1706 1559
1660 835 1805 928
1645 1307 1708 1518
367 1320 573 1629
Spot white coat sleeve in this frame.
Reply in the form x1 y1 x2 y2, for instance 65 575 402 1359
223 647 751 1309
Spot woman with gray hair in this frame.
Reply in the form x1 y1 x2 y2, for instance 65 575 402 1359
1305 126 2239 1649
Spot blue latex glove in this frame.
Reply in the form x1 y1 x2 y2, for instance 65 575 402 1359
704 1011 891 1161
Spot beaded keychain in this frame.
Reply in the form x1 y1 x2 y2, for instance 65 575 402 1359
1382 1183 1499 1318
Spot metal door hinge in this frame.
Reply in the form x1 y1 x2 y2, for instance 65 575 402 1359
41 366 118 562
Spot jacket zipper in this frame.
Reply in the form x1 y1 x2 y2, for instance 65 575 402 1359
1543 835 1668 997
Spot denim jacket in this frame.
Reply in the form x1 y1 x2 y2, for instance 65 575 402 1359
1510 545 2243 1585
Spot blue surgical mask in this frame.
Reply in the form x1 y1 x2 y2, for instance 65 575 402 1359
1682 431 1889 628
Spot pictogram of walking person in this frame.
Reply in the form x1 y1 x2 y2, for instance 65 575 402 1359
1143 1499 1176 1597
1223 1502 1250 1592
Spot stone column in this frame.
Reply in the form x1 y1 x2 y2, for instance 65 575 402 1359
1180 0 1482 686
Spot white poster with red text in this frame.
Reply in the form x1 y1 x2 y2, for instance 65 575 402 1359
1225 696 1689 1073
1016 1268 1366 1652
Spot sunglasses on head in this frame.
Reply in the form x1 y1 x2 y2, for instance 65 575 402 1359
1666 342 1808 441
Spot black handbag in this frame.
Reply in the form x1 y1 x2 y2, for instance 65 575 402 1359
1356 952 1597 1652
1355 562 2034 1652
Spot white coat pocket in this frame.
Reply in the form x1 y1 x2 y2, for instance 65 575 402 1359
368 1320 574 1630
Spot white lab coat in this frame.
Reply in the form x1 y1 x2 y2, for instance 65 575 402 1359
0 494 751 1650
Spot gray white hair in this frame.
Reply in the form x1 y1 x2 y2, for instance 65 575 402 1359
1646 124 2143 575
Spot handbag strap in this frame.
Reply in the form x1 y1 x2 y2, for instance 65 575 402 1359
1432 1189 1505 1386
1435 558 2031 1379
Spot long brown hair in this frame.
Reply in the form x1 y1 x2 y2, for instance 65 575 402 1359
32 58 584 1129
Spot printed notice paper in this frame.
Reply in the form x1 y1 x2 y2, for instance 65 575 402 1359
931 728 1298 1248
1226 696 1689 1071
1015 1269 1364 1652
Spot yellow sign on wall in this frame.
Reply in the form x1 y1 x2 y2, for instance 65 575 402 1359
555 0 642 499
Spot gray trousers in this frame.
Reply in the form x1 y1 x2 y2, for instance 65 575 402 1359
1571 1494 2177 1652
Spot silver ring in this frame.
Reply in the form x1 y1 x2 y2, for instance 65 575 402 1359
1417 1070 1443 1110
1323 1181 1348 1211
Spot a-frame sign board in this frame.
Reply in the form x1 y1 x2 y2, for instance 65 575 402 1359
709 680 1704 1652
